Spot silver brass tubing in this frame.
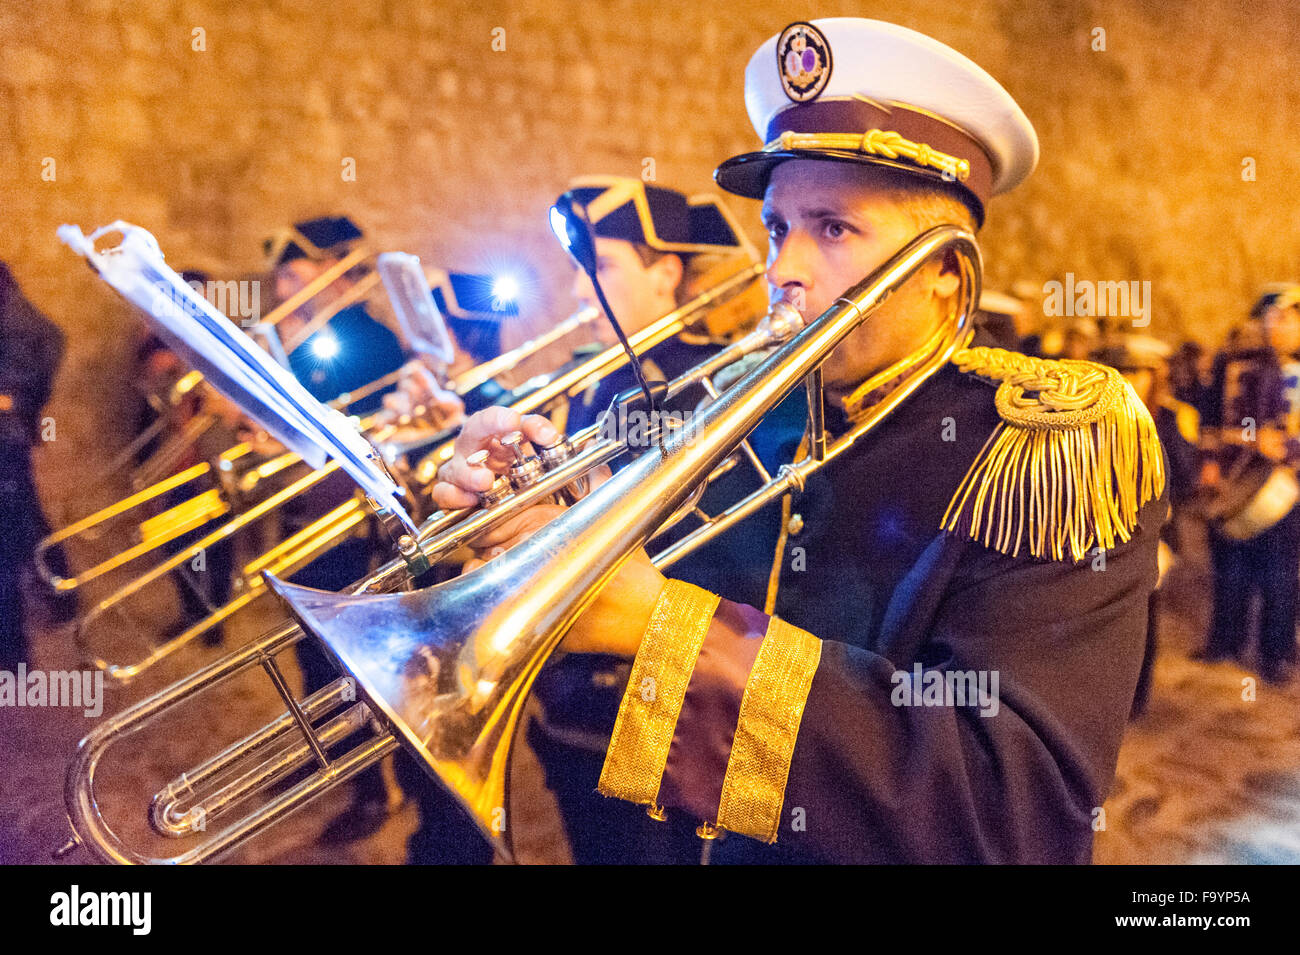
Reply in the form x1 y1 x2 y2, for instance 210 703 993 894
260 226 980 858
148 676 358 835
151 703 372 838
63 537 418 862
260 655 331 771
807 367 827 462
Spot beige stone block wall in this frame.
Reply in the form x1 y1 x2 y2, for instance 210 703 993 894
2 0 1298 514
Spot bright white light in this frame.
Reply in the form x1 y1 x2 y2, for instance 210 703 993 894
549 206 571 251
311 332 340 360
491 274 520 304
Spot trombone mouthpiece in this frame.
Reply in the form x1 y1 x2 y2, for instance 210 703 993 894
759 291 807 343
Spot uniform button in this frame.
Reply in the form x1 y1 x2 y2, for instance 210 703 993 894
787 513 804 535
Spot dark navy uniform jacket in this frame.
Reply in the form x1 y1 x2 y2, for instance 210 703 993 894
530 334 724 747
288 303 406 415
596 355 1167 864
560 335 722 436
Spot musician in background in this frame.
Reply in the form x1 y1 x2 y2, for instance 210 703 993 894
0 262 65 670
545 178 762 436
378 269 520 427
1092 336 1199 716
1169 340 1214 421
488 179 761 863
435 19 1166 863
1197 287 1300 684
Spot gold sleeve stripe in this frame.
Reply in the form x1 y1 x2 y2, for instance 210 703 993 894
716 616 822 843
598 580 720 806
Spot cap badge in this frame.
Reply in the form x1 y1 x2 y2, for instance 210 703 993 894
776 21 832 103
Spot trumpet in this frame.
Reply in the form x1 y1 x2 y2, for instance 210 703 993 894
57 225 980 863
53 261 764 686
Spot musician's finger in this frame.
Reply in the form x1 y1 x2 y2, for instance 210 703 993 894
453 406 523 461
429 388 466 430
430 480 481 511
435 454 495 491
519 414 561 450
469 504 565 549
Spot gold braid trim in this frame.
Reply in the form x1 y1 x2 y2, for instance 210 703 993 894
942 347 1166 562
765 129 971 183
598 580 719 806
716 617 822 843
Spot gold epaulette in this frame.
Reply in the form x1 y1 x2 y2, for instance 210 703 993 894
941 347 1166 562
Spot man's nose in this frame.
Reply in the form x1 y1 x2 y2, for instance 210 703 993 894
766 232 814 309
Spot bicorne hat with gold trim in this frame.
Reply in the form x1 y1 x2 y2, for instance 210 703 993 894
714 18 1039 225
553 177 752 256
425 268 520 365
264 215 366 269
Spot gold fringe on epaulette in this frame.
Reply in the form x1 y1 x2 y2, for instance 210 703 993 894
941 347 1166 563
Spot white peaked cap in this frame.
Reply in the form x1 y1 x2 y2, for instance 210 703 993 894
715 18 1039 224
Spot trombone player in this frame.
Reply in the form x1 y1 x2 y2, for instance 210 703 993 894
433 18 1167 863
545 177 763 436
512 177 763 863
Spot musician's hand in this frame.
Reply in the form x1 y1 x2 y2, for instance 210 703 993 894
380 361 465 430
1200 460 1221 488
460 501 665 659
432 405 664 658
430 406 562 509
203 388 248 430
236 424 286 457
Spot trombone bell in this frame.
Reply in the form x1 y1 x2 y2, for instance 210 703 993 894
264 565 549 859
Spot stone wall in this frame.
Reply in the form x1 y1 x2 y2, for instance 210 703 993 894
3 0 1298 512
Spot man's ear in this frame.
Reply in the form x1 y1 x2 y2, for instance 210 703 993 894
651 253 684 298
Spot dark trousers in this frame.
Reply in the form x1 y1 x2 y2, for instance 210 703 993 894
0 445 40 670
162 487 233 638
1207 504 1300 666
524 719 704 865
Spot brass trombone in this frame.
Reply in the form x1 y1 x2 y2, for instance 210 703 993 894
57 225 979 863
36 243 381 597
57 262 764 685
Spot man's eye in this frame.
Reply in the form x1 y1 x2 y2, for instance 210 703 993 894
766 221 787 241
823 221 850 239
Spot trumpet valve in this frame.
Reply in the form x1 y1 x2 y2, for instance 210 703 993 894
537 438 572 470
479 476 513 508
508 457 544 491
499 429 546 492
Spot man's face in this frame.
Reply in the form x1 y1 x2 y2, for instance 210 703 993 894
273 257 353 340
571 237 682 345
1263 305 1300 356
762 160 962 396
